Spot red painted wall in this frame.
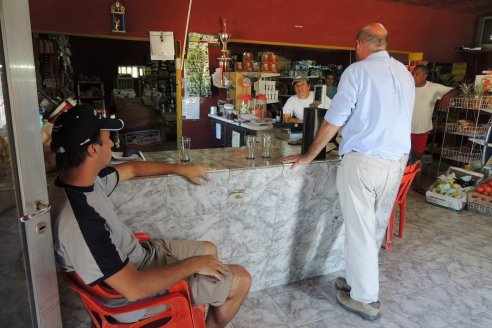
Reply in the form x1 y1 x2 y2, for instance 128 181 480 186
29 0 478 62
28 0 483 148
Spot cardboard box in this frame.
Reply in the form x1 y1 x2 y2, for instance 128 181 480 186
124 130 161 148
475 75 492 94
426 167 483 211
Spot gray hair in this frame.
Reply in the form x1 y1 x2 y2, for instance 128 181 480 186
356 26 388 51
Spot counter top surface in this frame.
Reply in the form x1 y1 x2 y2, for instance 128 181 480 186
208 114 274 131
142 139 340 171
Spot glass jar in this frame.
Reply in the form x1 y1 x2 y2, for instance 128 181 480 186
224 103 235 120
254 94 267 118
239 94 253 115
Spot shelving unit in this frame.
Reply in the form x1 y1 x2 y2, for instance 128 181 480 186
141 73 177 112
224 71 280 106
76 80 105 114
437 96 492 174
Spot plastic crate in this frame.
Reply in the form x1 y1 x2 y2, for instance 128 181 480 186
467 177 492 215
468 193 492 215
426 167 483 211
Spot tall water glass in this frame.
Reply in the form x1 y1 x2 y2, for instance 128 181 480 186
262 134 272 158
180 136 191 162
245 135 256 159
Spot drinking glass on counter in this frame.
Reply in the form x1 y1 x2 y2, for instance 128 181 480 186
180 136 191 162
245 135 256 159
262 134 272 158
283 113 292 123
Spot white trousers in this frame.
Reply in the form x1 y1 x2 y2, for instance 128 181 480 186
336 152 407 303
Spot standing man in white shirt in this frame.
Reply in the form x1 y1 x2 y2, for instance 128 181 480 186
411 64 457 194
282 22 414 321
283 74 331 122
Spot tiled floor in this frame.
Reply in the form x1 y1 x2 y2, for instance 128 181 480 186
3 185 491 327
223 191 492 328
56 190 492 327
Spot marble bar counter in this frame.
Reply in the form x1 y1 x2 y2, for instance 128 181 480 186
208 113 274 131
110 143 392 291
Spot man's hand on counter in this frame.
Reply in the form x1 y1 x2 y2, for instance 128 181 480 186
281 153 316 169
175 163 210 186
281 121 341 169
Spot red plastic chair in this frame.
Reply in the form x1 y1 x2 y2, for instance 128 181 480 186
384 161 421 250
61 232 206 328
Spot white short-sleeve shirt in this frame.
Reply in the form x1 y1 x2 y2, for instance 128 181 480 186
283 91 331 120
412 81 453 134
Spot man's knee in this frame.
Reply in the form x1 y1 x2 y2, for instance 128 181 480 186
203 241 218 258
229 265 252 295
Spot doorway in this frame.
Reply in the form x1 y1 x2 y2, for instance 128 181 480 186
0 0 62 327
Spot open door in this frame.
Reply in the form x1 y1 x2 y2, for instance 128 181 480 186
0 0 62 327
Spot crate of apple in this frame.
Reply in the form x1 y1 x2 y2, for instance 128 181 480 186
470 180 492 203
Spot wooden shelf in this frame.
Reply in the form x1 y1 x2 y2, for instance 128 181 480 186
79 96 104 100
77 80 103 84
271 75 323 79
77 80 105 109
457 48 492 55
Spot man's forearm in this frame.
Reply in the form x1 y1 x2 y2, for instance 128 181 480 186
106 255 225 302
115 162 193 182
305 120 341 159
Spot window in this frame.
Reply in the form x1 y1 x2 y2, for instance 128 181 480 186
117 65 145 78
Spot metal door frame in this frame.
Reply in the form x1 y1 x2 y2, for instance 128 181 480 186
0 0 62 327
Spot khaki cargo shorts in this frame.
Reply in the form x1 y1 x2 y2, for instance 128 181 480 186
139 239 233 306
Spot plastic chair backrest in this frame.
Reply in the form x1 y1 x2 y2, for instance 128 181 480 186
61 271 195 328
60 232 204 327
396 160 421 204
69 271 122 299
405 160 419 174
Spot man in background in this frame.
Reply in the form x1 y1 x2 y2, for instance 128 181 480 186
282 23 414 321
411 64 458 194
325 71 338 99
283 74 332 122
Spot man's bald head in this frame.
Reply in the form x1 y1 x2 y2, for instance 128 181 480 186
356 23 388 52
354 23 388 61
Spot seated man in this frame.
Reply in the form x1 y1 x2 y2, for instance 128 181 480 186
283 74 331 122
49 105 251 327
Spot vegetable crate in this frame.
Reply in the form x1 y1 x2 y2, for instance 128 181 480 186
426 167 483 211
468 177 492 216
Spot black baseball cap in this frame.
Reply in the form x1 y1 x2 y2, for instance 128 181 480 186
50 104 124 154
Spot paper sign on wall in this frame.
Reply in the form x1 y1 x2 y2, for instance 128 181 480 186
182 97 200 120
150 31 174 60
